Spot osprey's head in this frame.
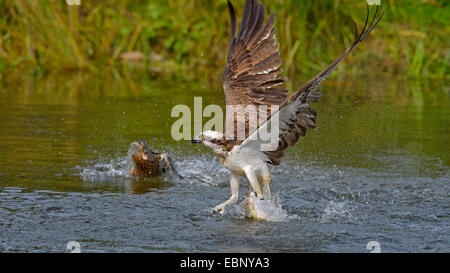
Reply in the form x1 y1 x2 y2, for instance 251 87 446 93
192 130 226 155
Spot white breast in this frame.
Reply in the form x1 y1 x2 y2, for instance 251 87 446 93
222 146 268 176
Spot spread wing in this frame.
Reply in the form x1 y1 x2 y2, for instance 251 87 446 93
240 5 384 165
223 0 288 140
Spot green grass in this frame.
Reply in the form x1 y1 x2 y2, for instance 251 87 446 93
0 0 448 79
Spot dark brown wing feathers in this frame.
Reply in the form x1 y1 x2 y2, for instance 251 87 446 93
224 0 288 139
227 1 237 58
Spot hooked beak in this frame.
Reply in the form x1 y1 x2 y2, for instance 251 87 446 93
191 139 202 144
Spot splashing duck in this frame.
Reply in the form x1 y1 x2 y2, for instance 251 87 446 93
127 139 181 178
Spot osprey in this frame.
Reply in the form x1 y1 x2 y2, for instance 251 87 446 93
192 0 383 215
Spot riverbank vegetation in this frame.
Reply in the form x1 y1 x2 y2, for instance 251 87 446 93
0 0 448 80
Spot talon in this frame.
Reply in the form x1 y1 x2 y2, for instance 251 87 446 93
212 207 224 216
211 210 219 216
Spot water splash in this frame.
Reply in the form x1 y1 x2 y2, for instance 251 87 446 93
320 201 358 223
235 192 294 222
77 153 224 186
174 155 229 186
78 157 131 181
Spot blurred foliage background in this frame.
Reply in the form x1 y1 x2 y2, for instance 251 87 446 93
0 0 448 80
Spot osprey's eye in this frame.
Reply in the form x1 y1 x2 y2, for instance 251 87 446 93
202 135 206 140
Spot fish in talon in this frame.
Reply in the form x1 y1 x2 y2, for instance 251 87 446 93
244 191 262 219
127 139 182 178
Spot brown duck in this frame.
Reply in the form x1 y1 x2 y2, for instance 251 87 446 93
127 139 181 178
